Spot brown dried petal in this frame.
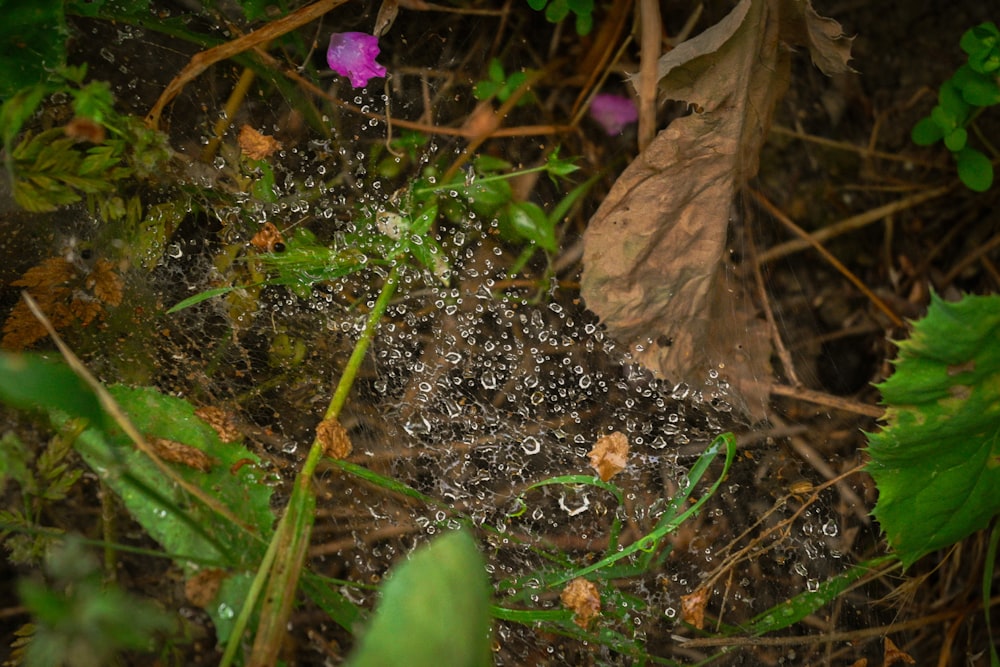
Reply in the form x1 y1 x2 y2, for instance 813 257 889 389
316 417 352 459
250 222 285 253
681 587 710 630
148 436 216 472
239 124 282 160
883 636 916 666
560 578 601 628
587 432 629 482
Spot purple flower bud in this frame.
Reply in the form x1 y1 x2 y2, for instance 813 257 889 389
589 93 638 136
327 32 387 89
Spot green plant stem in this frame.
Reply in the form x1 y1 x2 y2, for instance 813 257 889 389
224 267 399 667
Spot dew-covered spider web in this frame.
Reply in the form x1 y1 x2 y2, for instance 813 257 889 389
0 2 904 665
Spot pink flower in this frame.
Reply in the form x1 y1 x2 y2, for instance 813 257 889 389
589 93 638 135
327 32 387 88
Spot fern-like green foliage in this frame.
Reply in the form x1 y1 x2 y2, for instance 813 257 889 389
866 292 1000 568
10 128 132 212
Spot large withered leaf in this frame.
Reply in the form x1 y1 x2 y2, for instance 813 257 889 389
581 0 853 414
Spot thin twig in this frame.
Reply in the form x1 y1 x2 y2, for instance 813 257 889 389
749 188 905 328
637 0 661 151
754 185 951 266
146 0 351 129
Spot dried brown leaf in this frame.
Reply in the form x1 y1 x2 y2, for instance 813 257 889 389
588 432 629 482
2 255 126 350
87 259 124 306
316 417 352 459
582 0 853 416
238 124 282 160
560 577 601 628
681 587 710 630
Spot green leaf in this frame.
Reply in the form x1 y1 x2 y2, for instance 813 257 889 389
956 146 994 192
345 530 492 667
911 116 944 146
953 64 1000 106
0 353 105 428
526 0 547 10
866 292 1000 568
0 0 68 98
745 556 896 635
167 286 243 313
943 126 967 152
505 201 557 251
488 58 505 84
65 0 149 18
938 80 971 122
71 386 276 641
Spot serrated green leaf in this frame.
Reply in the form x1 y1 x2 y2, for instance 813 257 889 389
866 292 1000 568
345 530 491 667
956 146 993 192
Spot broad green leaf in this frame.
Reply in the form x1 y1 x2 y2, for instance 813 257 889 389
0 353 105 428
866 292 1000 568
0 0 67 98
956 146 994 192
345 530 492 667
71 386 275 641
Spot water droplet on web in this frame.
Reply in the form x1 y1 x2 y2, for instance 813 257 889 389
403 414 432 435
217 603 234 619
481 371 497 389
558 492 590 516
822 519 839 536
521 436 540 455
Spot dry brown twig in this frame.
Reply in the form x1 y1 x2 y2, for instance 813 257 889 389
146 0 351 129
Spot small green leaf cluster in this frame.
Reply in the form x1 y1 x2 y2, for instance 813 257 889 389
473 58 536 106
912 22 1000 192
526 0 594 36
